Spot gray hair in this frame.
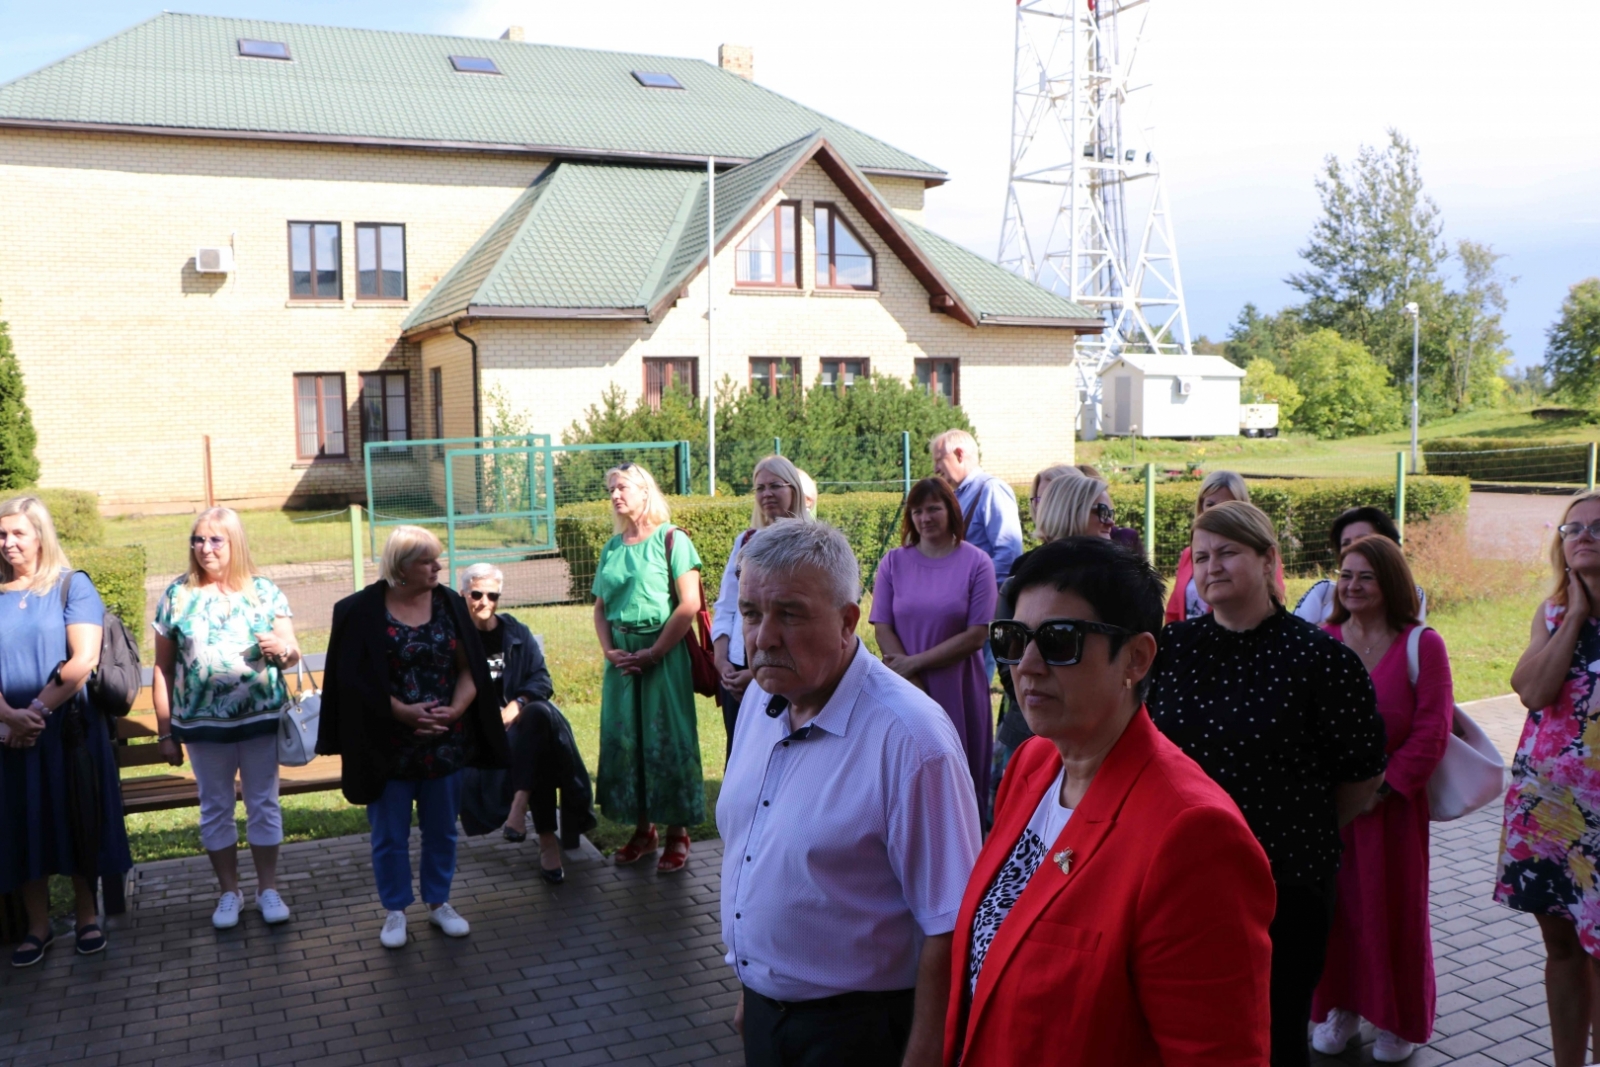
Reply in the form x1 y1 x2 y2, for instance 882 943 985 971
930 428 978 461
740 520 861 608
459 563 504 595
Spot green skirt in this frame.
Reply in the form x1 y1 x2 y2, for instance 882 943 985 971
596 627 706 827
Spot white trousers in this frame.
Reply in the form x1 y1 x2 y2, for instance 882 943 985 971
186 733 283 852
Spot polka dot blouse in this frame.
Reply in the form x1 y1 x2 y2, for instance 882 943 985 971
1146 607 1387 886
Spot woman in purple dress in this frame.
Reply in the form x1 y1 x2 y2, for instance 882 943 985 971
871 477 998 800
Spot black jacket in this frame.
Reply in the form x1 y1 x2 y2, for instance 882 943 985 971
497 612 554 708
315 581 509 805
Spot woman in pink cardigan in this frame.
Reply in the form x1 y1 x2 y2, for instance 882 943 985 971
1311 535 1453 1063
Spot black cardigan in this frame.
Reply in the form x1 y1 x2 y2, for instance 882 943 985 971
497 612 554 707
315 580 509 805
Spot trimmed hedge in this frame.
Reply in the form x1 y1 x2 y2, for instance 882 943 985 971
1422 438 1596 484
73 544 146 627
20 488 103 546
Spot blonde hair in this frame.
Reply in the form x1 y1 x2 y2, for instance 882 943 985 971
186 507 259 595
606 463 671 534
1550 490 1600 609
798 470 818 512
0 495 71 596
749 455 812 530
1193 500 1281 602
1035 476 1108 542
380 525 443 586
930 429 978 462
1194 470 1251 518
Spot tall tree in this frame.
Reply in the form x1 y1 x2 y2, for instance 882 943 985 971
1544 278 1600 404
1223 303 1303 371
0 304 40 491
1284 329 1404 440
1442 240 1514 409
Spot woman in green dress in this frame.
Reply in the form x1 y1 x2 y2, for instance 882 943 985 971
591 462 706 873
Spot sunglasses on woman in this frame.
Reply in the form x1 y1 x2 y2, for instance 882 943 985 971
989 618 1133 666
468 590 501 602
1558 520 1600 541
1092 502 1115 525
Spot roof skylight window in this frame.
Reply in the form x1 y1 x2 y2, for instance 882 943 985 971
238 38 291 61
450 55 501 74
631 70 684 90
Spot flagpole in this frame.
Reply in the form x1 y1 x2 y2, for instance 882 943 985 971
706 156 717 497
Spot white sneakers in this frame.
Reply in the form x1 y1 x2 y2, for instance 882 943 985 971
211 892 242 930
1373 1031 1417 1062
1311 1010 1417 1062
380 910 408 949
428 903 470 937
257 889 290 925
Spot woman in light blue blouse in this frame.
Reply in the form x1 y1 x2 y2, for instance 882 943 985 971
152 507 300 931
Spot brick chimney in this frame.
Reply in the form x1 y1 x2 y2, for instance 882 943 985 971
500 26 524 41
718 44 753 81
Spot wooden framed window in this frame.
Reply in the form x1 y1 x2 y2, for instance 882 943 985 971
294 373 347 458
749 357 801 398
819 358 868 391
356 224 406 300
430 367 444 438
289 222 341 299
814 205 876 290
915 359 959 405
643 358 699 410
735 203 800 288
360 372 409 442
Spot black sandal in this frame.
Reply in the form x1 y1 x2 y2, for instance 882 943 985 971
75 924 106 956
501 825 527 843
11 931 54 968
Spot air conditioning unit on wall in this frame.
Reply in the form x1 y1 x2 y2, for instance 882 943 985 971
1176 377 1195 396
195 247 234 273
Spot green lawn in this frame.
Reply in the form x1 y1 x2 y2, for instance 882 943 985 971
106 508 360 576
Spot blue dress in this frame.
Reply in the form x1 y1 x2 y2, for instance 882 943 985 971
0 569 132 893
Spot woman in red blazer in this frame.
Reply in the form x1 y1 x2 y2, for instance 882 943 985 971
948 536 1275 1067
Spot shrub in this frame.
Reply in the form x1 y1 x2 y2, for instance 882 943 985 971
30 488 103 546
1422 437 1596 484
73 544 146 626
1285 329 1404 439
1404 514 1542 613
0 307 39 491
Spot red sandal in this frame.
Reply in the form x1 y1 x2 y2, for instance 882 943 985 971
613 825 658 865
657 830 691 874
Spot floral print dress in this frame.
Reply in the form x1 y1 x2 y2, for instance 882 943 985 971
385 589 472 780
1495 602 1600 952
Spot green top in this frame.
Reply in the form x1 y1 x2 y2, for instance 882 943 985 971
153 575 293 743
591 525 701 629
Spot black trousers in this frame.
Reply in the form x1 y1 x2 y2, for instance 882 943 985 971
743 986 914 1067
507 701 595 847
1268 878 1338 1067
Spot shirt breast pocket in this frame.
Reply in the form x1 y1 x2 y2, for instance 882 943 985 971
1027 919 1102 952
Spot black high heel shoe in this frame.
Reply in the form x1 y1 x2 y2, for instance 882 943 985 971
539 839 564 884
501 824 527 843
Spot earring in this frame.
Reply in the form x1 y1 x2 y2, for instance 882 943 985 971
1124 677 1134 690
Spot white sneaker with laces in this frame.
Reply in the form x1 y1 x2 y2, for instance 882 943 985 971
379 910 408 949
1373 1030 1416 1062
211 891 242 930
257 889 290 925
1310 1008 1360 1055
428 903 470 937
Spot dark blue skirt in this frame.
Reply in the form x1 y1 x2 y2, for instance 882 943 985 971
0 698 133 893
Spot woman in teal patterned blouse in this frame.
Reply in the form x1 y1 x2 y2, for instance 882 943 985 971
152 507 301 930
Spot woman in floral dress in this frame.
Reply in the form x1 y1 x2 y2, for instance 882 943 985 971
1499 490 1600 1067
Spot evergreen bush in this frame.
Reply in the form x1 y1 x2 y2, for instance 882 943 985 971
72 545 146 627
0 308 39 491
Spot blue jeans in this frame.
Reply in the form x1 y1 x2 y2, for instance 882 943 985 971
367 772 463 911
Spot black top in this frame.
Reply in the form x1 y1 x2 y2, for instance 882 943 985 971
1146 607 1386 886
480 622 506 707
384 589 471 781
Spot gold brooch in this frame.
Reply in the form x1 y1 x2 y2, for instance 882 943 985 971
1053 848 1074 875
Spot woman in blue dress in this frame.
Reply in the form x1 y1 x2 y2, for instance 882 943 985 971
0 495 131 967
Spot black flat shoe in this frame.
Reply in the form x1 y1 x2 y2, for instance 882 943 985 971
11 932 54 968
501 825 527 843
539 865 565 885
75 924 107 956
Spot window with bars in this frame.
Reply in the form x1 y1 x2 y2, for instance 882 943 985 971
750 357 801 398
430 367 444 439
735 203 800 287
643 358 699 409
360 372 410 442
915 359 959 405
814 205 875 290
819 358 868 391
294 373 347 459
289 222 341 299
356 224 406 300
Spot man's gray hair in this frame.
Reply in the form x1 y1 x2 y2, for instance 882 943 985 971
930 428 978 460
741 520 862 607
458 562 504 595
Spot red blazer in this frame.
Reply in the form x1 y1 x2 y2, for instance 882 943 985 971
944 709 1274 1067
1164 545 1286 625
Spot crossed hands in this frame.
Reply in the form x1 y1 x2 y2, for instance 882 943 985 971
880 653 929 693
393 700 460 738
606 648 657 677
0 702 46 748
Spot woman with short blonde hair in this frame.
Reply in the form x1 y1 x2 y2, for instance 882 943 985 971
380 525 443 585
1034 475 1115 542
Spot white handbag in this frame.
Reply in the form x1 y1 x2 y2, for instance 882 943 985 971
1407 626 1509 822
277 661 322 768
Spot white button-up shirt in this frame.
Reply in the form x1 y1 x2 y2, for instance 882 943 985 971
717 642 982 1002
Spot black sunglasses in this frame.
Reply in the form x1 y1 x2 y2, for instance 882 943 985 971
989 617 1133 667
1092 502 1115 525
468 590 501 603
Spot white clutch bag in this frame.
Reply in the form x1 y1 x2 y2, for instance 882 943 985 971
1409 626 1509 822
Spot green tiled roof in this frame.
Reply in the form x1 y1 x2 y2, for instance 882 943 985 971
0 12 943 177
895 216 1099 323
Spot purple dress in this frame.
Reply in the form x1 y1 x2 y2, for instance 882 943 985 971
870 541 998 800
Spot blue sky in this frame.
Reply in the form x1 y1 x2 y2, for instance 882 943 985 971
4 0 1596 368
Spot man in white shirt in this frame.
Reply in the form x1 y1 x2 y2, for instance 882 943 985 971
718 521 982 1067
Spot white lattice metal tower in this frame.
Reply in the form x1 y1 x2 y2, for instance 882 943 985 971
998 0 1192 433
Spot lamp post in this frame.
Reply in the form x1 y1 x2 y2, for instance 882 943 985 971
1404 301 1420 474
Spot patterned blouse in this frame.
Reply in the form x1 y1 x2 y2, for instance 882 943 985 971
153 576 292 743
385 589 472 780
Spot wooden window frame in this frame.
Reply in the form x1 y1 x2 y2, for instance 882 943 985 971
734 202 802 289
288 222 342 300
819 358 870 392
355 223 407 301
359 371 410 444
749 357 802 398
643 357 700 410
814 203 877 291
294 373 348 460
914 359 960 406
430 367 444 439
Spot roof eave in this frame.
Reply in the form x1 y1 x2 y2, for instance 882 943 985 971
977 315 1106 330
465 304 649 320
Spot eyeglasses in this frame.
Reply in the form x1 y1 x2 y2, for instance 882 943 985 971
1559 520 1600 541
1092 502 1115 525
989 617 1133 667
468 590 502 602
189 535 226 550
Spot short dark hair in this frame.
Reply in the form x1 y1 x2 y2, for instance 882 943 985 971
1329 506 1401 552
1006 537 1165 684
900 477 965 547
